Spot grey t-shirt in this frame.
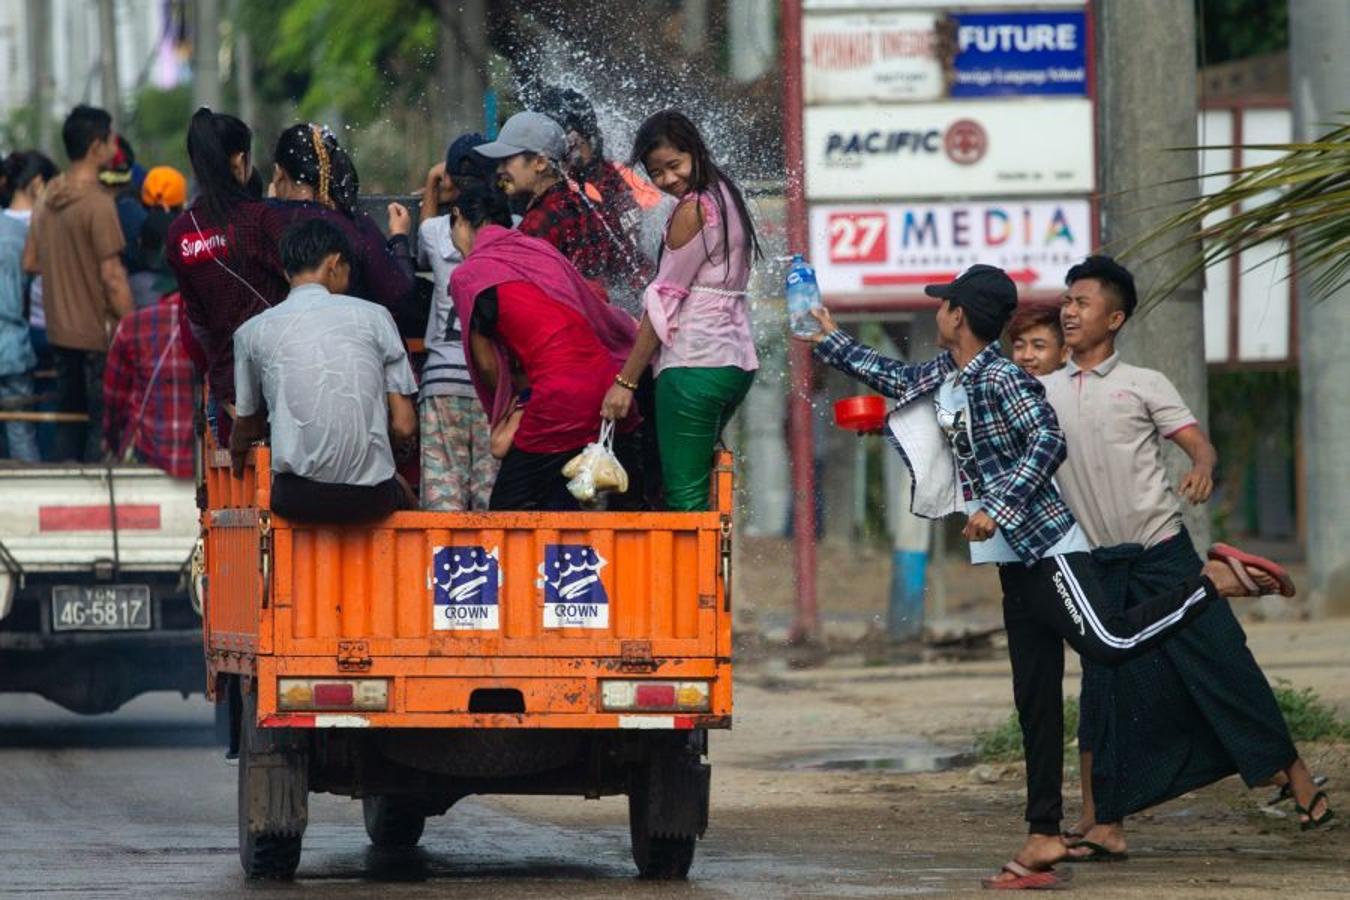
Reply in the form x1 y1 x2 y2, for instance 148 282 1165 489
233 284 417 486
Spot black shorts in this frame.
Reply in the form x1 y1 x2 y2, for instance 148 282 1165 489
271 472 405 525
489 432 645 512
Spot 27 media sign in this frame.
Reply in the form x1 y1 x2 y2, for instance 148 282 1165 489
808 199 1091 296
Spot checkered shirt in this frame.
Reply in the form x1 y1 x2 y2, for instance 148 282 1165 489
518 179 650 294
814 330 1074 566
103 293 195 479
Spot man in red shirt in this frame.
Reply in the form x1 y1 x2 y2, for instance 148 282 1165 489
102 292 195 478
475 112 649 312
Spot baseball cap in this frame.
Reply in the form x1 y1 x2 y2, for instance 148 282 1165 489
924 264 1019 333
444 132 495 182
475 112 567 162
141 165 188 210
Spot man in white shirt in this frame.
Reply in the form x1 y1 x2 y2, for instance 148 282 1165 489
230 218 417 524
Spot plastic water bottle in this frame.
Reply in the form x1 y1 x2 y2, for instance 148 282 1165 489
786 253 822 337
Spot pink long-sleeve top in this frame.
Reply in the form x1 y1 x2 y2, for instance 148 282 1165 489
645 181 759 377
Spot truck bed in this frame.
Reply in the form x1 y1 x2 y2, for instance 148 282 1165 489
203 448 734 731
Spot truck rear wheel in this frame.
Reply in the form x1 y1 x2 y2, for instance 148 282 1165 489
628 734 710 880
237 688 307 879
362 796 427 848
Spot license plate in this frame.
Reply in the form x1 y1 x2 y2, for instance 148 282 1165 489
51 585 152 631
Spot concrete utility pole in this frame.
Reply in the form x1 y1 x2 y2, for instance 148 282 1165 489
1094 0 1210 549
194 0 223 112
97 0 121 128
26 0 52 153
1290 0 1350 617
232 0 259 126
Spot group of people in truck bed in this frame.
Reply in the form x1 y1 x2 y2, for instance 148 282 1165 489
2 94 760 524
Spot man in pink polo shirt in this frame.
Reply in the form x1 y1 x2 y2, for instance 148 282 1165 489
1042 256 1332 860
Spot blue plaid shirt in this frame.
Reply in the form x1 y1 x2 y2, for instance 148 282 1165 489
814 330 1074 566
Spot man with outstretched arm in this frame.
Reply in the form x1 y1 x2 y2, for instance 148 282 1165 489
796 264 1295 890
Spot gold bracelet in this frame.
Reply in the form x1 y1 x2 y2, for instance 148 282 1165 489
614 374 638 391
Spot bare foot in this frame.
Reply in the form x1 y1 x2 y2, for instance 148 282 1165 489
1068 821 1128 857
984 834 1068 885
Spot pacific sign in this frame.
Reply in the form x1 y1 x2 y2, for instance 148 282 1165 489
807 199 1091 296
804 100 1093 199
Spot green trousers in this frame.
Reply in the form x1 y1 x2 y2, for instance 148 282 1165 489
654 366 755 511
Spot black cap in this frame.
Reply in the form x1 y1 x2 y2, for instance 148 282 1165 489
444 132 494 184
925 264 1019 337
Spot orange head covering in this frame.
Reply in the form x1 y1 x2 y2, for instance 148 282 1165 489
141 165 188 211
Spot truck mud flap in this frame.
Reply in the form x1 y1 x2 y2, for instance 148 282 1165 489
639 749 710 840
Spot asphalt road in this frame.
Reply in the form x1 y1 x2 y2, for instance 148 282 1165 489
0 692 933 900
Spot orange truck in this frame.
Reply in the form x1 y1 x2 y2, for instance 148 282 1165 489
201 443 735 880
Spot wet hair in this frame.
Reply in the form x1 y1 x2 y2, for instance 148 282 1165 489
1006 303 1064 344
279 218 353 277
631 109 762 265
274 123 360 218
62 105 113 162
535 86 601 156
1066 255 1138 321
186 107 255 229
2 151 58 204
450 181 512 230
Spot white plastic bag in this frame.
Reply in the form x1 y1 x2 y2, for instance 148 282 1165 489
564 420 629 502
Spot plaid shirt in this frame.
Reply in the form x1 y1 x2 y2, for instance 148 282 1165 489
519 179 651 295
103 293 195 479
815 330 1074 566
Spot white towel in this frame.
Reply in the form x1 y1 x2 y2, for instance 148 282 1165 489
886 400 962 520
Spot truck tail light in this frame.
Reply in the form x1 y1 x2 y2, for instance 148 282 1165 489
600 680 710 712
278 678 388 711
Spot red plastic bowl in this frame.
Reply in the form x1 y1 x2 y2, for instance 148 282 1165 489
833 395 887 432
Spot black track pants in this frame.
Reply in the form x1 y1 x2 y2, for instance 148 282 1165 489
999 551 1220 835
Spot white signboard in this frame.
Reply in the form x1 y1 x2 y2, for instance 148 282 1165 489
808 199 1091 296
804 100 1093 199
803 13 942 103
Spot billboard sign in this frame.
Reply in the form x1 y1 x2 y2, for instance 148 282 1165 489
804 100 1093 199
803 13 942 103
951 11 1088 97
808 199 1091 296
804 0 1081 9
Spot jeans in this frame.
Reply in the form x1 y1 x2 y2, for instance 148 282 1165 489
52 348 107 463
0 373 39 462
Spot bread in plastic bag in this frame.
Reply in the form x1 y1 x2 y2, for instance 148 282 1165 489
565 420 628 501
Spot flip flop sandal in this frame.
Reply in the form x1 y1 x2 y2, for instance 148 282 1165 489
1207 543 1296 597
1066 840 1129 862
1269 774 1329 806
1060 830 1084 842
1296 790 1335 831
981 860 1073 890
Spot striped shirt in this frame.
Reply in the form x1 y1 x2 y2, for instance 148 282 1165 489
417 216 476 400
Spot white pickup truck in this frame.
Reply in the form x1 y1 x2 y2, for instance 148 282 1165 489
0 462 203 713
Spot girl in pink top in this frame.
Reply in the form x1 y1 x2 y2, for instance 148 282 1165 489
600 110 761 511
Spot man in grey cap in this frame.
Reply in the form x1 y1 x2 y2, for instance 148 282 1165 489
476 111 647 310
796 264 1294 888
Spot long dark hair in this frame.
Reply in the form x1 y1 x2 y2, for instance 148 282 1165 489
274 123 360 218
450 181 512 230
186 107 254 228
630 109 761 266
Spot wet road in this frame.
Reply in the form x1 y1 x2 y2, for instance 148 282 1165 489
0 692 955 899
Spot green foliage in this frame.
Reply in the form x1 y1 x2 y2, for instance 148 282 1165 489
268 0 439 122
975 697 1079 763
1271 680 1350 743
1199 0 1288 65
124 86 195 175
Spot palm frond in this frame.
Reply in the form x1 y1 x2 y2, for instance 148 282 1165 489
1125 117 1350 309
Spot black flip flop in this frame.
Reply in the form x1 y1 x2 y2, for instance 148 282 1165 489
1066 840 1129 862
1268 774 1329 806
1296 790 1335 831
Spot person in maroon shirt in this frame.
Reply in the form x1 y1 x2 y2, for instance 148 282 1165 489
166 109 285 441
260 123 416 321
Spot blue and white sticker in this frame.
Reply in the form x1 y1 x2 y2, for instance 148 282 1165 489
431 546 501 631
538 544 609 628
